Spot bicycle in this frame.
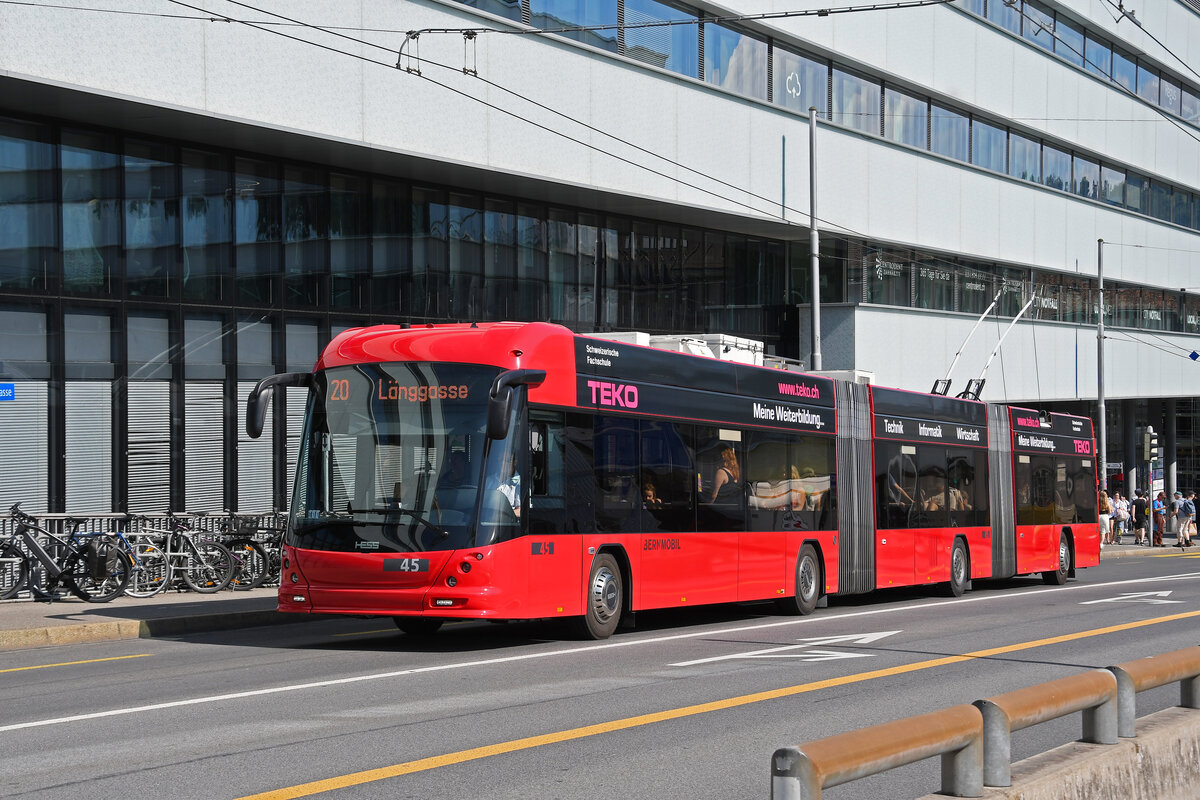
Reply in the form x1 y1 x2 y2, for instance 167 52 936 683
0 503 133 602
220 514 280 590
63 517 172 598
135 512 236 593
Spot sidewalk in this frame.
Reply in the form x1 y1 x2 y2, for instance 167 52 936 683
0 586 306 651
0 543 1189 652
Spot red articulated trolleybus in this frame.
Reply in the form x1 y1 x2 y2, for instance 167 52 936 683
246 321 1099 639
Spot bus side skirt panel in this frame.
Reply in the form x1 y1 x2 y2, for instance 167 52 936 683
836 381 875 595
988 403 1016 578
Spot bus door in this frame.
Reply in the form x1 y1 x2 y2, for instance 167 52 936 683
875 443 917 587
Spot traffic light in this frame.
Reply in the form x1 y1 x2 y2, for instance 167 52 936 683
1142 426 1159 462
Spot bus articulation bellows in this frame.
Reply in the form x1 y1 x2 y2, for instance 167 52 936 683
246 322 1099 639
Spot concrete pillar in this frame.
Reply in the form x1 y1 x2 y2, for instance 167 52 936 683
1123 399 1137 498
1166 399 1177 500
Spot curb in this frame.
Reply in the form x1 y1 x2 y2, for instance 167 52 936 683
0 610 322 652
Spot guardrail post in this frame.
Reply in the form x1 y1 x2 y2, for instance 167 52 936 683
941 730 983 797
771 746 820 800
1184 673 1199 709
1082 684 1118 745
972 699 1011 787
1108 665 1137 738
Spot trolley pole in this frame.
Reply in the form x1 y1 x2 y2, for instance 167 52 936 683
809 107 822 371
1097 239 1107 492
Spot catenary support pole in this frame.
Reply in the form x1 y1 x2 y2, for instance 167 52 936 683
1098 239 1107 492
809 107 822 371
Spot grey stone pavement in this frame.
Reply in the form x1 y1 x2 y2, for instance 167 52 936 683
0 542 1182 652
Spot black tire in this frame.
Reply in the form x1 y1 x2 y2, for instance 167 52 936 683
65 541 133 603
945 538 969 597
0 542 29 600
228 539 269 590
778 544 822 615
574 553 623 639
393 617 444 637
1043 533 1071 585
183 540 235 593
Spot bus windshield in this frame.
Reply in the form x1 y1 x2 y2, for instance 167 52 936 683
289 362 523 553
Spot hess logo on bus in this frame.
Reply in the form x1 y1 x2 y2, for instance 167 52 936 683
587 380 639 409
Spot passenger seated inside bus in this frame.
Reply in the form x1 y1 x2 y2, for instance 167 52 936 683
437 451 471 490
642 475 664 509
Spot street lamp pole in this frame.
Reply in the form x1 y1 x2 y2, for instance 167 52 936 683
1097 238 1107 492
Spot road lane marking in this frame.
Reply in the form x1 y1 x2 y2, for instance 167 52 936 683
2 569 1197 735
0 653 151 674
236 609 1200 800
1080 591 1181 605
672 630 903 667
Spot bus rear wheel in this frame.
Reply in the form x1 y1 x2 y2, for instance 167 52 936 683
393 617 444 637
777 544 822 616
944 538 968 597
1042 534 1071 585
574 553 622 639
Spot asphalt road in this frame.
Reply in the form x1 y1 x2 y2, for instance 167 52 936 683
2 550 1198 800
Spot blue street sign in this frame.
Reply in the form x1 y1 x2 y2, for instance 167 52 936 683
0 383 13 401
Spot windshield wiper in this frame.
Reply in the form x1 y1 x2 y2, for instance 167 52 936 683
346 505 450 540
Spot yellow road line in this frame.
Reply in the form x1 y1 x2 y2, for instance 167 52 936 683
0 653 152 674
238 609 1200 800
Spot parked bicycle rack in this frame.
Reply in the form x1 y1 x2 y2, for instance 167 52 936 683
1 510 285 601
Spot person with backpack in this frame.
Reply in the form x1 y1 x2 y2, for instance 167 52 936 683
1111 492 1130 544
1131 489 1149 546
1182 491 1196 547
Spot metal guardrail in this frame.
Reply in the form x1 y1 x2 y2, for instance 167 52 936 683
770 646 1200 799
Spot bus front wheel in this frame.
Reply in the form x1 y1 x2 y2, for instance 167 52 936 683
777 544 822 616
574 553 623 640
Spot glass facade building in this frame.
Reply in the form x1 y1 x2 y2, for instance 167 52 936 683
1 0 1199 511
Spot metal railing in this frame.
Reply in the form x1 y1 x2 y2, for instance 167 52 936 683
770 646 1200 799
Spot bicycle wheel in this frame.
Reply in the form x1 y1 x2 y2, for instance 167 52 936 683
29 539 72 600
64 540 133 603
0 541 30 600
228 539 269 590
124 543 172 598
182 540 235 593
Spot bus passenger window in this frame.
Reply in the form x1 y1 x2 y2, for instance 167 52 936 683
595 416 639 533
947 451 975 527
696 429 745 532
640 420 696 533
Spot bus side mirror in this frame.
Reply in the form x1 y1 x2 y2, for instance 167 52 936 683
246 372 314 438
487 386 514 441
486 369 548 440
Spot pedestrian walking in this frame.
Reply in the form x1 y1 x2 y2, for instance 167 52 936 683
1112 492 1130 544
1171 491 1186 546
1098 490 1112 547
1152 491 1166 546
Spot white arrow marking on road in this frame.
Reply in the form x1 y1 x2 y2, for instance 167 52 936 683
793 631 904 647
1080 591 1182 605
670 631 900 667
745 648 877 663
